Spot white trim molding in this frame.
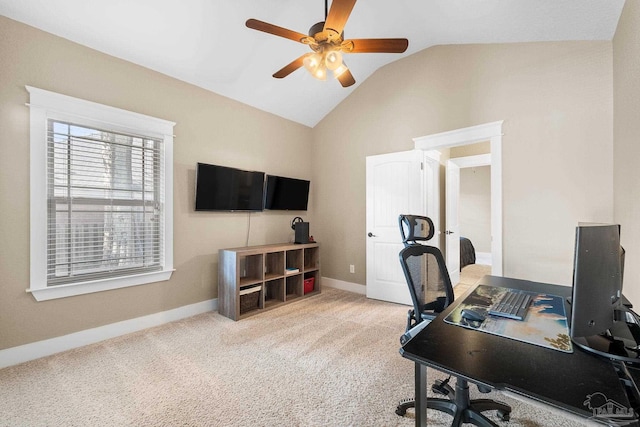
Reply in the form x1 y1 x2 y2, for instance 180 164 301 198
413 121 504 150
449 154 491 169
322 277 366 295
26 86 175 301
413 121 504 276
0 299 217 369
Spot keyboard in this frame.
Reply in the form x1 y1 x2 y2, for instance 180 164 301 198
488 289 532 321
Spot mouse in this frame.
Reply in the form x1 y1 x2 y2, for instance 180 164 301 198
461 309 486 322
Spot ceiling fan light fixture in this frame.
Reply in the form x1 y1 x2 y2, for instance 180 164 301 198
324 50 343 71
304 54 324 80
303 53 322 71
303 53 327 81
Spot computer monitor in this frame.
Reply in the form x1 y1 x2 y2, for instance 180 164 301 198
570 223 623 338
570 223 640 363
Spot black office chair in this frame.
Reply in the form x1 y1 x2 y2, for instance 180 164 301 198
398 215 454 330
396 215 511 426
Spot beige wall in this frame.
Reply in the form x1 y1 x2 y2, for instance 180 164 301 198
460 166 491 253
613 0 640 306
313 41 614 287
0 16 313 350
451 141 491 254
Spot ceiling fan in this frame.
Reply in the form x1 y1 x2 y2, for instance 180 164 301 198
246 0 409 87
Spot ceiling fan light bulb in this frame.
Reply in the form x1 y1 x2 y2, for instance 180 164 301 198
325 50 343 71
314 66 327 81
303 54 321 72
333 63 348 78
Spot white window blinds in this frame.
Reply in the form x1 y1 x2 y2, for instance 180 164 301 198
47 120 164 286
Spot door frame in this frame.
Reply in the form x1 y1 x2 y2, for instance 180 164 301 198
445 159 462 284
413 121 503 276
447 154 491 282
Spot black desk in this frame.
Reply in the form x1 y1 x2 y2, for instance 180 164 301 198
400 275 638 426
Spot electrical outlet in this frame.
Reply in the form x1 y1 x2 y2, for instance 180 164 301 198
349 264 355 274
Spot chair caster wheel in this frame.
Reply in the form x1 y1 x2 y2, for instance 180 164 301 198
395 406 407 416
432 377 451 396
497 409 510 421
477 385 491 393
396 398 413 417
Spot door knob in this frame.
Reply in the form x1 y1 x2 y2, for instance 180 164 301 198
368 232 376 237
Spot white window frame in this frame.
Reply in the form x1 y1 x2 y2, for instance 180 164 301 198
27 86 175 301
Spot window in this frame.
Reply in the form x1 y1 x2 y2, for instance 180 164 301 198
28 87 174 301
48 121 163 284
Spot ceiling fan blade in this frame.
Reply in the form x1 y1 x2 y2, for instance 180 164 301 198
273 54 311 79
324 0 357 35
346 38 409 53
246 19 308 43
336 66 356 88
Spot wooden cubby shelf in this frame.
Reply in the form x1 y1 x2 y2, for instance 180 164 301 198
218 243 320 320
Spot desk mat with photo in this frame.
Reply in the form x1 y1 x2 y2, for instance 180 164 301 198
444 285 573 353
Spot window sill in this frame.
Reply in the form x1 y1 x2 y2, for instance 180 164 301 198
27 269 175 301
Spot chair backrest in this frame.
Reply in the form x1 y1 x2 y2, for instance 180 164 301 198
398 215 454 327
399 215 435 247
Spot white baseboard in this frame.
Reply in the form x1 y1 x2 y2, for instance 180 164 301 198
475 252 492 266
322 276 366 295
0 298 217 369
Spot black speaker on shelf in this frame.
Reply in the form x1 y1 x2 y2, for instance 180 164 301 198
295 222 309 244
292 216 309 244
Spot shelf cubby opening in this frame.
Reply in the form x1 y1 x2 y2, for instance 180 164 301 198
239 254 263 286
265 251 285 280
239 287 262 316
304 247 319 270
286 249 303 272
286 274 303 300
265 278 285 308
303 271 318 294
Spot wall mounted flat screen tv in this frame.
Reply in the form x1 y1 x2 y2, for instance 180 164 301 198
264 175 310 211
195 163 265 211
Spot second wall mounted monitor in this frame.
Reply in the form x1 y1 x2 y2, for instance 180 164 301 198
264 175 310 211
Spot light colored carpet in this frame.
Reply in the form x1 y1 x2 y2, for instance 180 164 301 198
0 288 596 426
459 264 492 286
454 264 492 299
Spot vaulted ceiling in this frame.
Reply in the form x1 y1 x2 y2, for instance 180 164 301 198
0 0 625 127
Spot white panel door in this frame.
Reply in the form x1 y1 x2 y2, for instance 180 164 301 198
446 160 461 285
366 150 424 305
